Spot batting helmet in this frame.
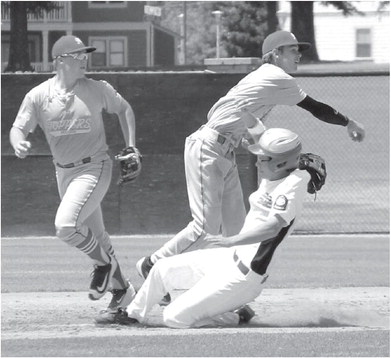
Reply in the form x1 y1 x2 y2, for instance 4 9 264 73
248 128 302 172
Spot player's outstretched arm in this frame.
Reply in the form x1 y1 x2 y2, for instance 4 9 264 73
117 100 136 147
10 126 31 159
191 216 285 250
297 95 365 142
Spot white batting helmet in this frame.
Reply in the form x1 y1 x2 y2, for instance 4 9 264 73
248 128 302 171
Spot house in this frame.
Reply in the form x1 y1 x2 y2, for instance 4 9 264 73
278 1 390 63
1 1 178 72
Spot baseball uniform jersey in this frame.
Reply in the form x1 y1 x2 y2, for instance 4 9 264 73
13 77 126 166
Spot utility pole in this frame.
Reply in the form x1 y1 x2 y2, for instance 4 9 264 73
212 10 222 58
183 1 187 64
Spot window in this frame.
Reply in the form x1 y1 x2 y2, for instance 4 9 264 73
90 37 126 68
356 29 372 58
89 1 126 8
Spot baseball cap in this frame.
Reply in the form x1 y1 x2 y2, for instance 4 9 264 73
262 30 311 55
52 35 96 59
248 128 302 157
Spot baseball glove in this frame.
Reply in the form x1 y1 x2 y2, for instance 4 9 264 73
299 153 327 194
115 146 142 185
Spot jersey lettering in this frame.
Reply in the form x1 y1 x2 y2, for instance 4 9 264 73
257 193 272 209
47 117 91 137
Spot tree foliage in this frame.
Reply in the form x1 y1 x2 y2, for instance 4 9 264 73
321 1 362 15
220 2 268 57
159 1 278 64
159 1 222 64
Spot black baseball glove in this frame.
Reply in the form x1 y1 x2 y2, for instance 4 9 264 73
115 146 142 185
299 153 327 194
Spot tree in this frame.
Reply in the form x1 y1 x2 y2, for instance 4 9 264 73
265 1 280 36
160 1 276 63
3 1 58 72
220 2 268 57
290 1 362 63
159 1 221 64
290 2 319 62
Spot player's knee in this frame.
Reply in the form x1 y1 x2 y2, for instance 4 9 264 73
55 225 79 245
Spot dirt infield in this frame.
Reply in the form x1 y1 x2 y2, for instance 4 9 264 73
1 287 389 356
1 234 389 356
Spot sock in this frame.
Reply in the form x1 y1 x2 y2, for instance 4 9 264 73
76 229 110 266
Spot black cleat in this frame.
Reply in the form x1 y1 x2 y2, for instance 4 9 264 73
95 308 139 325
236 305 255 325
88 258 118 300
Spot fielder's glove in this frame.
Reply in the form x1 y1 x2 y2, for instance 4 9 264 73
115 146 142 185
299 153 327 194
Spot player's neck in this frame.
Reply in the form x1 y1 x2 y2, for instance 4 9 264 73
54 73 80 92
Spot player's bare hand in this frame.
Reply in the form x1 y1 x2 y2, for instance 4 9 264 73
14 141 31 159
347 119 365 142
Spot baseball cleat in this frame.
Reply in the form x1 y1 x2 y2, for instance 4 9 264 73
106 281 136 312
88 257 118 301
136 256 154 280
95 308 139 325
236 305 255 325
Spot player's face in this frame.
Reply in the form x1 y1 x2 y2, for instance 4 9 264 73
256 155 274 179
276 45 302 73
58 52 89 78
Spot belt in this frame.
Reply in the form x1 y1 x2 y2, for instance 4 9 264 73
233 252 249 275
56 157 91 168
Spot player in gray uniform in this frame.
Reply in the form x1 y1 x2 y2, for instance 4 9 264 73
97 128 314 327
135 31 365 298
9 35 138 314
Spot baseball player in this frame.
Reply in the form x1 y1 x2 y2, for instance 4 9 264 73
135 31 365 296
97 128 322 327
9 35 140 314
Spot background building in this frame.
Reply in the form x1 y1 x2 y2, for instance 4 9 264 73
1 1 178 72
278 1 390 63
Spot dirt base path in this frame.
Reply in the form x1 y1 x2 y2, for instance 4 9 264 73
2 287 388 341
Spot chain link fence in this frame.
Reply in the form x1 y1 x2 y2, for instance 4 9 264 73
260 73 389 234
1 72 389 236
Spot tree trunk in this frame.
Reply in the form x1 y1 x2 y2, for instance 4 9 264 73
290 1 319 63
266 1 279 35
5 2 33 72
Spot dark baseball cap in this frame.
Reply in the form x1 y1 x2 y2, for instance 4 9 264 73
262 30 311 55
52 35 96 59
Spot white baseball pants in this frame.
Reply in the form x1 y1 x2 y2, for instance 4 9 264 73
152 127 246 260
54 158 127 289
128 247 266 328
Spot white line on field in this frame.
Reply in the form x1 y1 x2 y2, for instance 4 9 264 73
1 233 389 240
1 325 388 341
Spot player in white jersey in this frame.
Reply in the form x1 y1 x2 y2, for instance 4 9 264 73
135 31 365 299
9 36 137 314
96 128 312 327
